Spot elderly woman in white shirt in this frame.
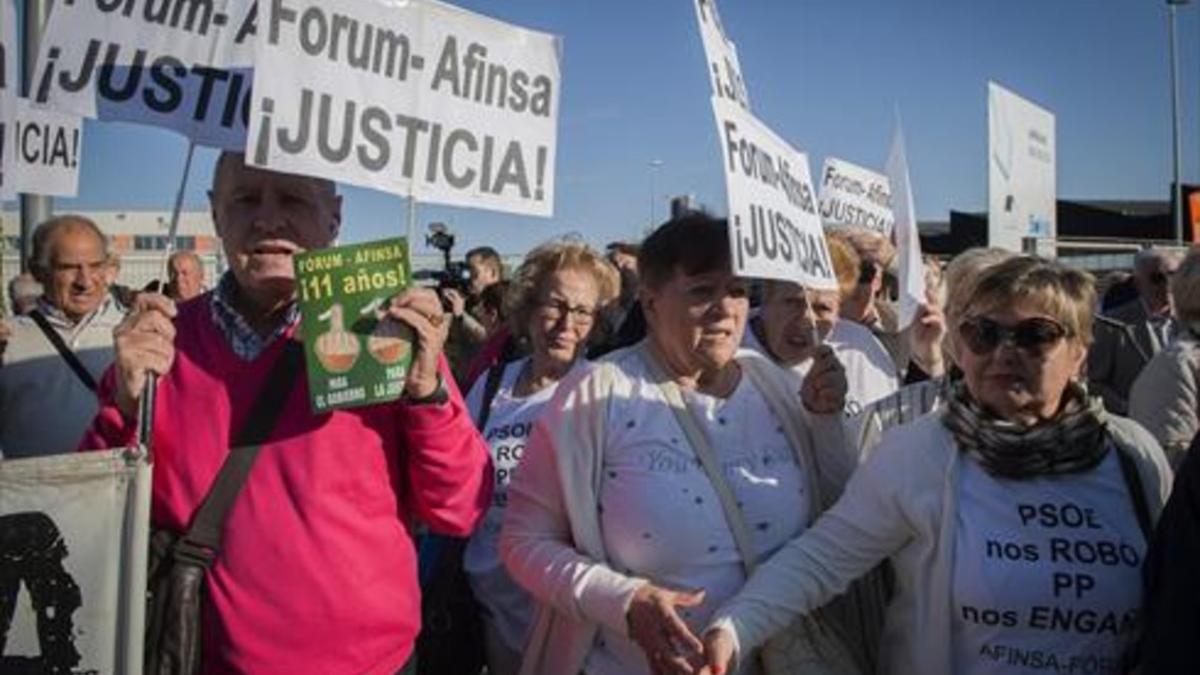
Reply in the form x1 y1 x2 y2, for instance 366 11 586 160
499 214 864 675
462 240 619 675
702 255 1173 675
743 235 901 417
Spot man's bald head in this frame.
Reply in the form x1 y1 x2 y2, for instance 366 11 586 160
211 151 337 201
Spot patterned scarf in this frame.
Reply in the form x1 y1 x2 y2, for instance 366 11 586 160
941 380 1110 480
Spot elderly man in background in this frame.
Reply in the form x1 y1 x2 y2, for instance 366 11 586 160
1090 247 1183 414
0 215 124 458
165 250 206 302
7 272 42 316
81 152 491 674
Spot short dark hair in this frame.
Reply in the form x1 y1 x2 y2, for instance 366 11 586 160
479 280 510 320
606 241 640 257
466 246 503 278
638 213 730 291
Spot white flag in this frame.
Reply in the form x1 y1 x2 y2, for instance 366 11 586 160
885 118 925 330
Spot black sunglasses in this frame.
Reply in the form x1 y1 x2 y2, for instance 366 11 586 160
958 317 1070 356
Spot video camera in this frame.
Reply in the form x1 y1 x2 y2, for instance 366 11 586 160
412 222 471 295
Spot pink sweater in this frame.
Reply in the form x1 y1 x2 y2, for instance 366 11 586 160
82 297 492 675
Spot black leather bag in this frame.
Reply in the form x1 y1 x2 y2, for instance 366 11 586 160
144 342 302 675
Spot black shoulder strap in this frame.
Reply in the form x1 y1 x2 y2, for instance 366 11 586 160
474 360 508 432
182 340 304 553
1114 445 1154 542
29 309 98 392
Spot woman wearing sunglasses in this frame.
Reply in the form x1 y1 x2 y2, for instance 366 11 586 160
699 255 1172 675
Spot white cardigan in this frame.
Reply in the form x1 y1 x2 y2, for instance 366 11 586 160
708 412 1173 675
498 345 856 675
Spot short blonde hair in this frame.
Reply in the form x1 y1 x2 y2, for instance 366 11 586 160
1171 246 1200 324
828 226 895 271
505 240 620 340
963 256 1096 346
944 247 1019 324
826 235 860 301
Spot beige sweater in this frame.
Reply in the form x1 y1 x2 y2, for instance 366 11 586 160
709 412 1173 675
1129 331 1200 468
0 299 125 458
498 344 857 675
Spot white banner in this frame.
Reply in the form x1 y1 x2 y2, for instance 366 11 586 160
11 97 83 198
885 123 925 330
713 97 836 290
248 0 561 218
988 81 1056 253
31 0 257 149
818 157 894 236
0 449 150 675
1 0 18 200
692 0 749 111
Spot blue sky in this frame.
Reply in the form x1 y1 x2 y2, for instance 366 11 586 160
13 0 1200 259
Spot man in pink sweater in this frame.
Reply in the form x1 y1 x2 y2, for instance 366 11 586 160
81 153 492 674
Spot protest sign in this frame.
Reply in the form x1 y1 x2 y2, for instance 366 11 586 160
295 237 414 413
11 97 83 198
32 0 257 149
248 0 561 217
0 449 150 675
818 157 895 236
692 0 749 111
1 0 18 200
886 122 925 329
712 97 836 290
988 81 1056 253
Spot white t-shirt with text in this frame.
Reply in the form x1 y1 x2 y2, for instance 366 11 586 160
951 449 1146 675
463 357 578 655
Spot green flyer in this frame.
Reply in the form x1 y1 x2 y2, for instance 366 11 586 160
294 237 413 413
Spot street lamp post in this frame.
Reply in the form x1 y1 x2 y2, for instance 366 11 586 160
648 159 664 236
1169 0 1189 244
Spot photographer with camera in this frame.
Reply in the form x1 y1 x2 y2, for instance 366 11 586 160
422 224 505 383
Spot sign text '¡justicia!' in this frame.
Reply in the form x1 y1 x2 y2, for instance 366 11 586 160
266 0 555 119
254 91 550 203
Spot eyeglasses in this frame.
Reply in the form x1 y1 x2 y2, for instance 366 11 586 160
536 299 596 326
958 316 1070 356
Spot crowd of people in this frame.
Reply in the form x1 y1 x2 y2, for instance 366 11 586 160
1 152 1199 674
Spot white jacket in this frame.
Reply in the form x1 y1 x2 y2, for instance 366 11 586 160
498 344 857 675
709 412 1172 675
1129 331 1200 467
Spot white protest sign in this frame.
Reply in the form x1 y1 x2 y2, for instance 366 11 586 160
0 450 150 675
1 0 18 200
11 97 83 197
713 97 836 290
818 157 895 236
988 81 1056 253
249 0 561 218
32 0 257 149
692 0 749 111
885 122 925 330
